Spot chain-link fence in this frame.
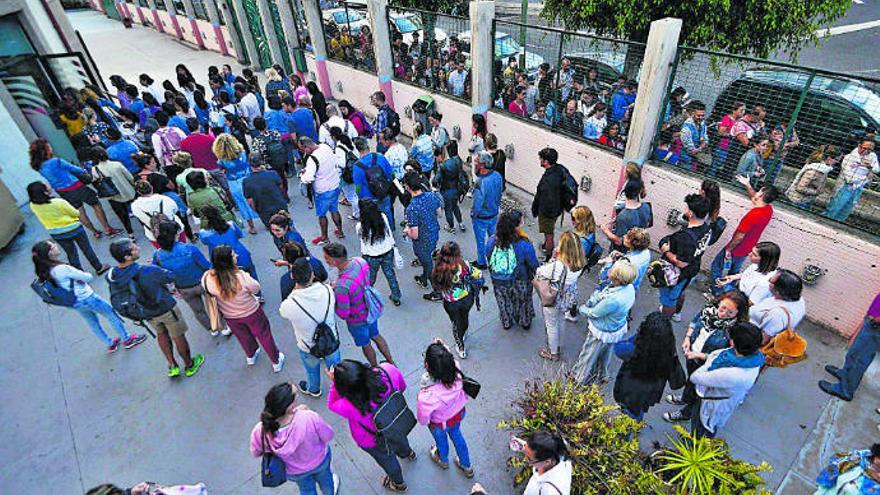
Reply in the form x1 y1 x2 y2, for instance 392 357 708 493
656 47 880 234
387 6 470 102
321 0 375 73
491 20 645 156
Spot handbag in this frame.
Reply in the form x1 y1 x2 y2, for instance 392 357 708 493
92 166 120 198
393 246 404 270
260 432 286 487
760 307 808 368
532 262 567 307
200 272 222 333
462 375 481 399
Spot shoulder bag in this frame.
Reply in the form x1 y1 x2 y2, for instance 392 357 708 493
760 307 807 368
260 431 286 487
532 261 568 307
200 272 222 333
92 166 120 198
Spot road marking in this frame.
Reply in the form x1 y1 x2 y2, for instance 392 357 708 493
815 19 880 37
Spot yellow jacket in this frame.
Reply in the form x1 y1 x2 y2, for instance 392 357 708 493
30 198 82 235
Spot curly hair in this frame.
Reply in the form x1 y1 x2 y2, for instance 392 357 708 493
628 312 677 379
431 241 464 292
29 139 52 171
212 132 244 161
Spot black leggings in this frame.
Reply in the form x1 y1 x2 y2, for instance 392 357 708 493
108 199 134 234
443 292 475 346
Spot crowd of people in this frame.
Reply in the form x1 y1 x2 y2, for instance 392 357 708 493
28 58 879 495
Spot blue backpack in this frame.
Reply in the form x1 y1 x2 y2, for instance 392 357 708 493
31 278 76 307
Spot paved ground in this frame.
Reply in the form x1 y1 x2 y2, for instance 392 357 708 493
2 9 878 494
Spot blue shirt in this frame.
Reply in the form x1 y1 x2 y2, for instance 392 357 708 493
168 115 191 136
111 263 177 318
128 98 145 116
264 109 292 134
291 108 318 141
218 152 250 181
373 104 393 134
580 284 635 333
199 222 253 269
152 242 211 288
194 105 211 130
279 257 329 299
405 191 441 249
610 90 635 122
471 170 503 219
353 153 393 200
272 229 306 252
485 236 540 281
39 157 84 190
409 135 434 172
106 139 140 173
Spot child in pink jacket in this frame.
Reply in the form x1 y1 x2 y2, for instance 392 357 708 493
417 340 473 477
249 383 338 493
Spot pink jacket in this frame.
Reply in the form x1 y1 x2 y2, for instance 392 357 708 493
417 377 468 427
327 363 406 448
249 408 335 475
203 270 261 319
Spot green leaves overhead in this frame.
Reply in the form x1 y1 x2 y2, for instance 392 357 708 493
540 0 851 61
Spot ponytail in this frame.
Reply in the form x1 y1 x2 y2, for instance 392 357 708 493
526 430 569 463
260 383 295 435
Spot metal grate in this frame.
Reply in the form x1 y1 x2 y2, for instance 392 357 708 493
656 47 880 234
322 1 376 73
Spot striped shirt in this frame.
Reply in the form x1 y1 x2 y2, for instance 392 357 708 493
334 257 370 325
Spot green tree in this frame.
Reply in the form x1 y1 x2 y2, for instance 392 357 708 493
541 0 851 61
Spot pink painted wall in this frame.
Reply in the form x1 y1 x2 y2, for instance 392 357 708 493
219 26 237 58
321 62 379 120
195 19 220 52
155 10 173 34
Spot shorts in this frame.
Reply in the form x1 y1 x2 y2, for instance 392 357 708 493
314 188 340 217
347 320 379 347
58 185 99 209
658 277 690 308
538 215 559 235
147 306 188 338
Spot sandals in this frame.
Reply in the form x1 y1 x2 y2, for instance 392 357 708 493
429 447 449 469
455 457 475 478
91 230 103 239
539 348 560 361
382 476 407 492
334 228 345 239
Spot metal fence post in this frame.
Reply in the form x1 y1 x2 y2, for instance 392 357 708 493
550 33 564 129
766 70 815 187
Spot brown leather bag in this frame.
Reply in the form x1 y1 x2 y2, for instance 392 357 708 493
760 307 807 368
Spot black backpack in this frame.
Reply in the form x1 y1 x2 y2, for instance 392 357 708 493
385 107 401 136
363 366 417 452
264 134 288 169
288 284 340 359
559 165 579 211
356 153 393 200
338 143 358 184
107 267 153 321
584 240 604 271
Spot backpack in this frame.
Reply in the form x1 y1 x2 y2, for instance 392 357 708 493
263 133 288 169
559 165 579 211
364 285 385 324
155 127 183 164
31 278 76 307
356 153 393 200
288 284 340 359
107 267 153 321
384 107 401 136
352 112 374 138
488 245 517 278
456 165 471 195
646 259 681 289
338 143 358 184
144 201 173 239
364 366 417 452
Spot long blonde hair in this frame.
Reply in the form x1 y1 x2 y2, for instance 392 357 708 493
557 231 586 272
265 67 281 82
571 205 595 236
212 133 244 161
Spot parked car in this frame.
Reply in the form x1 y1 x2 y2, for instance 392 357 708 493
457 30 544 80
322 7 369 36
389 12 448 47
709 67 880 167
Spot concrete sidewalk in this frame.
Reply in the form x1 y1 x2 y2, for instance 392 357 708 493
1 9 876 494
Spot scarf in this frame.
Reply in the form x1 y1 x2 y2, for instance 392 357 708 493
699 305 738 334
708 348 765 371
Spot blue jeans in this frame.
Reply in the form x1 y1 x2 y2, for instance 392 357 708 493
472 216 497 265
659 277 689 310
365 250 402 302
622 406 644 422
429 414 471 468
832 317 879 399
74 294 131 346
379 196 395 231
287 447 335 495
298 349 341 394
709 147 728 177
825 185 864 222
53 226 103 271
709 250 747 295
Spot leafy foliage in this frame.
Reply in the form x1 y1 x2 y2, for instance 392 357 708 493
499 376 773 494
498 377 666 494
650 426 773 495
540 0 852 61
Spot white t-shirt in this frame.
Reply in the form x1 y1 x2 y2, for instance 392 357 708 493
523 458 572 495
749 297 806 337
131 194 182 241
50 264 94 301
356 214 395 257
301 144 341 194
737 265 775 305
536 259 582 287
238 92 261 125
279 282 336 353
318 116 357 147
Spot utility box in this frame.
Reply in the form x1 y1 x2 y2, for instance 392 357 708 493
411 94 435 132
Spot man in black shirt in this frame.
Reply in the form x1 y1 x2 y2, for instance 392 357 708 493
658 194 712 320
531 147 571 259
243 156 288 228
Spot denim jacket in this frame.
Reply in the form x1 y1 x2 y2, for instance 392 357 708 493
471 170 503 219
152 243 212 289
580 284 635 333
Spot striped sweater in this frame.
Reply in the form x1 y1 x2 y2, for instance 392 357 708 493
334 257 370 325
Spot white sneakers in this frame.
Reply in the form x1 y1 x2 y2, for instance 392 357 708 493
246 348 261 366
272 352 286 373
221 326 232 336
